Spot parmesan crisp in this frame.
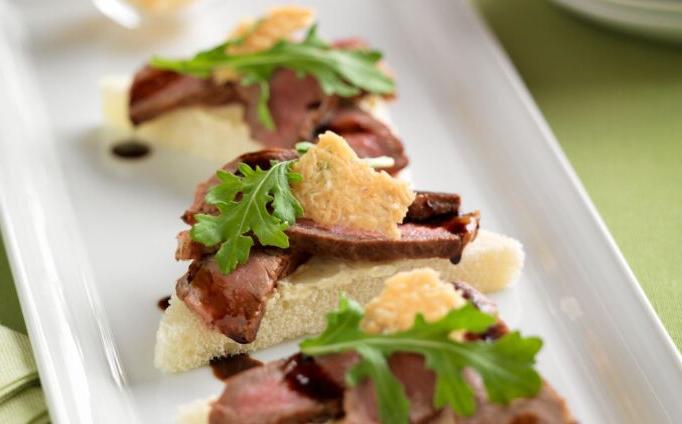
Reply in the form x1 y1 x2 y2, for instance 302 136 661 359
361 268 466 335
130 0 193 13
292 131 415 239
228 5 314 54
214 6 314 83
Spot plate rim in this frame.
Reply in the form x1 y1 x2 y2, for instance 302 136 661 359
0 1 680 423
550 0 682 42
475 2 680 360
0 2 134 422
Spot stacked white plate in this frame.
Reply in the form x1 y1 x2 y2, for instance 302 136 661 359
551 0 682 41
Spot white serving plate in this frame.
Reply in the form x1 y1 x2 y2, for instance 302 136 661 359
0 0 680 422
550 0 682 43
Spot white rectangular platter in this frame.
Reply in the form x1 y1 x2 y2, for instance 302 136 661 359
1 0 680 422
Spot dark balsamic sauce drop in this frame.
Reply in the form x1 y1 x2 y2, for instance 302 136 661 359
210 354 263 381
157 295 171 311
283 353 344 401
465 322 509 342
111 140 151 159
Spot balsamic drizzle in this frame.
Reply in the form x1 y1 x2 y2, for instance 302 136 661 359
111 140 151 159
157 295 171 311
283 353 344 401
210 354 263 381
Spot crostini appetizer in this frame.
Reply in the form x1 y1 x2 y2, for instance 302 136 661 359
102 5 407 173
177 268 575 424
155 132 524 373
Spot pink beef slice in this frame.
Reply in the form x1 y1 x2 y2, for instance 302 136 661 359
237 69 328 148
208 359 339 424
285 213 479 264
208 353 356 424
207 281 575 423
129 64 409 174
343 354 576 424
128 67 238 125
322 106 408 174
176 250 304 344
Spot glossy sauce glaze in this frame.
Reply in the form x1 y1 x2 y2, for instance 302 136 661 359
157 295 171 311
210 354 263 381
111 140 151 159
465 322 509 342
282 353 344 401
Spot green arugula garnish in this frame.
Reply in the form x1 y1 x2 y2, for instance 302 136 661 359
190 161 303 274
150 25 395 129
294 141 315 154
301 297 543 424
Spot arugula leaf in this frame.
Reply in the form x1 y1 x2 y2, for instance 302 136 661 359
150 24 395 128
295 141 315 154
190 161 303 274
301 297 543 424
348 345 410 424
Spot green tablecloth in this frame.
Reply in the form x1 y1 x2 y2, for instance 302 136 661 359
1 242 26 336
0 0 680 419
476 0 682 347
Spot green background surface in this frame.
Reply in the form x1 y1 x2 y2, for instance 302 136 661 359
0 238 25 335
476 0 682 348
0 0 680 398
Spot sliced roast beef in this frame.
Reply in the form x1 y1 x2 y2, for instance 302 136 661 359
208 358 339 424
331 37 369 50
178 211 478 263
183 147 454 226
175 147 477 344
343 355 575 424
459 285 508 344
237 69 331 148
320 106 408 174
286 212 479 264
450 370 576 424
343 353 441 424
209 352 355 424
453 281 497 316
177 204 477 264
223 147 301 173
208 281 575 424
182 148 300 225
178 146 475 265
175 230 207 261
176 249 305 343
130 58 408 174
406 192 461 222
128 67 238 125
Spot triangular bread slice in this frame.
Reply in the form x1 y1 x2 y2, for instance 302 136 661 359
155 230 523 373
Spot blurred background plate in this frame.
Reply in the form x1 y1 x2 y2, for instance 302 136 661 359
551 0 682 41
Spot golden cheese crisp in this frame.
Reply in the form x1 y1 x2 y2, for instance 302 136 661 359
292 131 415 239
228 5 314 54
361 268 466 335
130 0 194 13
214 6 314 83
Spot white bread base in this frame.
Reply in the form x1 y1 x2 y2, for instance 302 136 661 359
155 230 524 373
100 76 392 164
177 398 213 424
101 76 261 163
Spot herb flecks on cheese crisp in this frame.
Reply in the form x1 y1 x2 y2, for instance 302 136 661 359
292 131 415 239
